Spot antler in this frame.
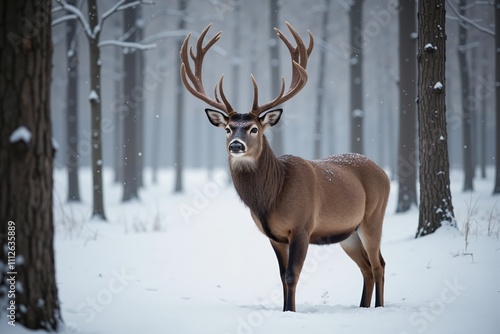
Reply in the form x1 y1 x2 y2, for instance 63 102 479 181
180 24 235 115
250 21 314 117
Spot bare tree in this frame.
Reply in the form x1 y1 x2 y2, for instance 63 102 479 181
457 0 474 191
445 0 495 192
53 0 155 217
113 17 124 184
313 0 330 159
122 5 143 201
494 0 500 194
479 47 488 179
65 0 81 202
87 0 106 218
416 0 456 237
174 0 187 193
349 0 364 154
269 0 284 155
0 0 61 329
396 0 418 213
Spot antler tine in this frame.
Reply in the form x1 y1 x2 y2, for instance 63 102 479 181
218 75 235 115
179 24 235 115
250 22 314 117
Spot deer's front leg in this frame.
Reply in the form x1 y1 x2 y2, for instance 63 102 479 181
284 231 309 312
270 240 289 311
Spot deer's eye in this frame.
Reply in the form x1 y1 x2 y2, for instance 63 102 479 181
225 127 231 134
250 127 258 134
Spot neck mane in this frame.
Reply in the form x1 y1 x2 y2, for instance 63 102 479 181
230 136 285 236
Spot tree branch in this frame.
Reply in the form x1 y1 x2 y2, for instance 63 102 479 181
52 14 77 27
446 0 494 36
98 40 157 50
54 0 93 37
100 0 155 27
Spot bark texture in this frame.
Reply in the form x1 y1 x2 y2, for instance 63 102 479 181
0 0 61 329
416 0 456 237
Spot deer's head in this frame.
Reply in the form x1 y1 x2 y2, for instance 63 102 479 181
180 22 313 170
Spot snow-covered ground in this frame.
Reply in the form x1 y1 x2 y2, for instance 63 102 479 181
3 167 500 334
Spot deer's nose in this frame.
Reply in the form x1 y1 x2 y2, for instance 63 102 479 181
229 140 245 152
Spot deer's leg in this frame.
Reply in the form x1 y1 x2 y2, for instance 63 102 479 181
340 231 374 307
284 231 309 312
270 240 289 311
357 222 385 308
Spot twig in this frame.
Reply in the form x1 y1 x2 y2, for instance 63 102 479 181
446 0 494 36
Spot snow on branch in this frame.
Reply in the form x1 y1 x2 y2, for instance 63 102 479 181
98 40 157 51
445 0 494 36
100 0 155 27
54 0 92 37
52 14 77 27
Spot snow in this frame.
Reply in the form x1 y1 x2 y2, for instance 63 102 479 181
9 126 31 144
433 82 443 90
351 109 364 118
88 90 99 102
424 43 437 51
2 168 499 333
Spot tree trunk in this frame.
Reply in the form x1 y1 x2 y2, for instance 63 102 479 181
151 42 167 184
88 0 106 219
0 0 61 329
480 50 487 179
66 0 81 202
493 0 500 194
458 0 474 191
113 17 123 184
174 0 187 193
269 0 284 155
396 0 418 213
122 6 140 201
136 6 144 189
231 2 241 112
416 0 456 237
314 0 330 159
349 0 364 154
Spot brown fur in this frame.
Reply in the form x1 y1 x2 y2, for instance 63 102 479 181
228 119 390 312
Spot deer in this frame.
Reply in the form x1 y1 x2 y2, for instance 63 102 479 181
180 22 390 312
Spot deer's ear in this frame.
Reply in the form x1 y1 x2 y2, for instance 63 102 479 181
205 109 228 128
260 109 283 129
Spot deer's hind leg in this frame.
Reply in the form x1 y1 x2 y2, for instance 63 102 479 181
357 215 386 307
340 231 374 307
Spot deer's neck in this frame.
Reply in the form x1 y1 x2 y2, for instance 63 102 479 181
230 136 285 224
